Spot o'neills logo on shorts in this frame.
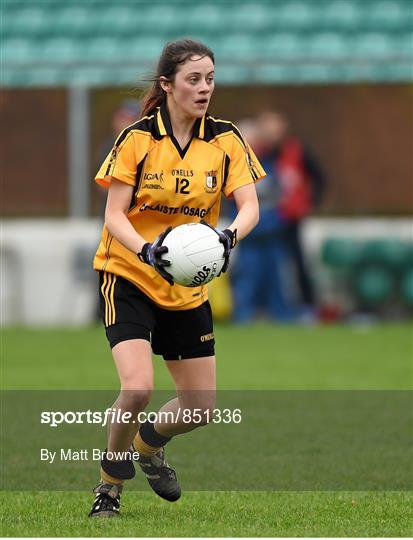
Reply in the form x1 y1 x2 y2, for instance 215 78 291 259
200 333 214 342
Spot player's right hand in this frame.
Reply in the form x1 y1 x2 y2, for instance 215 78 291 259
138 227 174 285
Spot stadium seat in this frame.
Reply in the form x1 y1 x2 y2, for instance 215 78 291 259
2 38 39 63
364 0 411 31
215 35 257 62
95 5 141 35
138 4 184 33
127 37 164 63
294 64 334 82
361 239 408 269
2 70 37 86
253 64 292 83
352 33 397 58
354 265 394 304
257 62 336 83
365 62 412 82
186 4 223 32
215 64 249 84
4 5 51 37
83 38 123 62
9 68 63 86
81 36 161 64
320 0 362 30
229 3 269 32
260 33 303 59
398 34 413 57
39 38 81 63
53 6 92 36
275 1 315 29
322 238 362 269
67 67 111 86
308 32 348 59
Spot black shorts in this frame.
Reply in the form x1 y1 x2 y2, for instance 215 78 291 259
99 272 215 360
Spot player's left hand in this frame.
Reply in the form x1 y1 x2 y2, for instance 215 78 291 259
138 226 174 285
201 220 237 274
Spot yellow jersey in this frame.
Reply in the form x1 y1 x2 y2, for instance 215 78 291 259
94 104 266 310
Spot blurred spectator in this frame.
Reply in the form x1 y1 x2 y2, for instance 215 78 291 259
98 98 142 163
231 118 297 322
96 99 141 214
257 110 327 316
231 112 327 323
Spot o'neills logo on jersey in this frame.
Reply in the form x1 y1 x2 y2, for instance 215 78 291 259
172 169 193 177
205 170 218 193
143 171 164 182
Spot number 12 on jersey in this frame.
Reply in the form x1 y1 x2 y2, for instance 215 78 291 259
175 178 190 194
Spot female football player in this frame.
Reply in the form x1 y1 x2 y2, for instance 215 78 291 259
89 38 265 517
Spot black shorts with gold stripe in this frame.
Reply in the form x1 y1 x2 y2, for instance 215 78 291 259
99 272 215 360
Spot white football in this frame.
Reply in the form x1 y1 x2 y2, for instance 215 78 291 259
161 223 225 287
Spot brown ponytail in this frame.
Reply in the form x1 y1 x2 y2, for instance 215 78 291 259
140 79 164 118
140 38 214 118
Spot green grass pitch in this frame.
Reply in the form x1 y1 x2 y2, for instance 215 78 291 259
1 323 412 537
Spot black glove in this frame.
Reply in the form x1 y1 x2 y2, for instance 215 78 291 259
138 226 174 285
201 220 237 275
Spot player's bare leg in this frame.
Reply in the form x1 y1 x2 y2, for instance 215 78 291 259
157 355 216 434
108 339 153 451
132 356 215 501
89 339 153 518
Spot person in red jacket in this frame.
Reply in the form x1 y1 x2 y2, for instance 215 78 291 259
257 110 326 314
